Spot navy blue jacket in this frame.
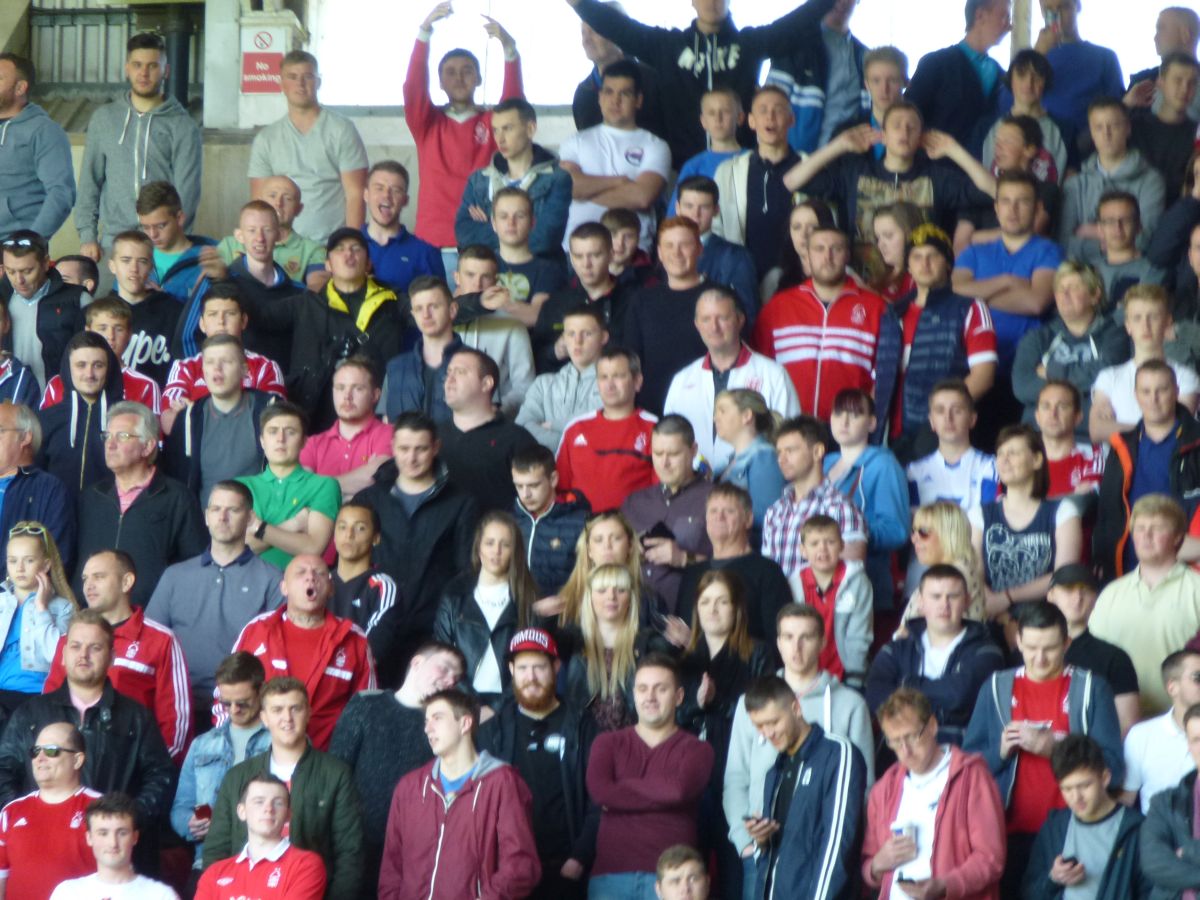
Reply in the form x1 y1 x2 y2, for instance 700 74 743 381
382 333 463 424
0 270 86 382
0 466 75 576
512 491 590 596
906 44 1003 156
699 234 762 326
1025 805 1150 900
765 25 868 153
1141 769 1200 898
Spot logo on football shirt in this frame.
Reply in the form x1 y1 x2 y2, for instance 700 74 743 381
126 642 139 659
624 147 645 165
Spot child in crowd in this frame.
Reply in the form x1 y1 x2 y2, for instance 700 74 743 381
983 49 1068 183
667 86 745 214
601 208 653 289
491 187 566 327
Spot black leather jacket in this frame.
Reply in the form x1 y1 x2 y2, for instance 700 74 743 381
433 572 524 699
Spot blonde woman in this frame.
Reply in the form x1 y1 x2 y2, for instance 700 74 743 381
714 389 785 538
0 521 77 710
902 502 986 624
538 511 651 628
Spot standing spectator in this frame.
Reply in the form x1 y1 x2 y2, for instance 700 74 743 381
0 403 74 577
1130 54 1200 202
516 304 606 451
0 722 98 899
510 445 589 597
1126 7 1200 120
571 2 665 142
1121 649 1200 815
405 3 524 257
248 51 366 243
239 402 340 571
762 415 867 578
233 555 374 750
0 303 40 410
673 176 759 321
328 642 464 897
906 380 999 514
221 201 297 374
905 0 1010 154
1138 704 1200 897
1036 383 1107 498
869 199 922 303
1084 191 1167 303
49 792 179 900
713 391 786 543
218 174 327 291
75 400 206 609
378 276 462 423
145 480 282 722
378 687 541 899
360 161 444 294
195 774 326 900
586 655 713 899
75 32 201 260
982 49 1069 184
654 846 711 900
863 687 1006 899
328 504 402 682
170 653 270 878
901 502 988 622
202 677 363 900
0 53 74 241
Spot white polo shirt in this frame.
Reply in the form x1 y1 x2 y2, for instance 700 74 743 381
1123 710 1192 814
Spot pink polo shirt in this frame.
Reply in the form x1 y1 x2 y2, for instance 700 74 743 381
299 418 392 478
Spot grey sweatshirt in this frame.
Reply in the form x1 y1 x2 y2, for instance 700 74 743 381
0 102 75 240
74 93 202 244
1059 148 1166 256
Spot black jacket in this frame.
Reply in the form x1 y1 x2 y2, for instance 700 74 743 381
530 283 633 375
1025 804 1149 900
559 627 674 722
513 492 590 596
124 289 181 388
0 681 175 826
477 696 601 865
160 390 273 496
76 469 207 608
0 268 86 380
0 466 75 577
438 415 539 514
227 255 300 372
433 571 525 699
1141 770 1200 899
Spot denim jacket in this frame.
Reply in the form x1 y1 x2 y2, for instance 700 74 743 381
719 435 786 532
171 721 271 866
0 584 73 676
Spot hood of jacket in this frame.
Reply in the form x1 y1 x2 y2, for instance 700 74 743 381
1080 147 1156 182
430 748 508 784
324 276 398 333
0 101 52 147
490 143 558 177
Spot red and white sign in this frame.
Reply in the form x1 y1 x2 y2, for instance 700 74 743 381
241 52 282 93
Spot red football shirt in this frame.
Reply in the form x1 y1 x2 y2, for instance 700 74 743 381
0 787 100 899
194 840 326 900
1007 671 1071 834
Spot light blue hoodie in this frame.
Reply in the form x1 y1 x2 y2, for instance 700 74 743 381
0 102 75 239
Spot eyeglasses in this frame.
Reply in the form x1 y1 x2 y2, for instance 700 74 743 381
911 527 933 539
883 718 929 752
30 745 81 759
100 431 142 444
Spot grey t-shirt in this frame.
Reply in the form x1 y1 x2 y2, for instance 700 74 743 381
8 282 49 388
200 395 260 504
1062 805 1124 900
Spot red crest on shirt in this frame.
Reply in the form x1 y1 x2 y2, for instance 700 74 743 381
851 304 866 326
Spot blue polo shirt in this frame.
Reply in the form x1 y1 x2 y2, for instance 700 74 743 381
363 225 445 294
955 236 1062 370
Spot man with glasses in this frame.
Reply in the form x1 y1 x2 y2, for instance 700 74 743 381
171 653 271 886
0 722 98 898
863 687 1005 899
75 400 206 609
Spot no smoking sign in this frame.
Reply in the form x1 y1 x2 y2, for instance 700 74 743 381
253 31 273 49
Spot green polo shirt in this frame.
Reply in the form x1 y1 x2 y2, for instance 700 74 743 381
238 465 340 570
217 230 327 287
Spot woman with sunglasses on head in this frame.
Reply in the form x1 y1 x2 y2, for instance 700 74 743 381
0 521 76 712
902 501 986 625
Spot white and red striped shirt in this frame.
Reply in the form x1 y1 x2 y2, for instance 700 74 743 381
1046 442 1105 498
163 350 286 405
40 369 162 414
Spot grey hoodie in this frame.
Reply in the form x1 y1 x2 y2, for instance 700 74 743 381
74 93 202 244
1059 148 1166 256
0 102 75 240
722 668 874 853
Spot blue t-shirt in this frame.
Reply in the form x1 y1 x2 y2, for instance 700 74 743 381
955 236 1063 369
0 601 46 694
958 41 1001 99
439 763 477 797
667 149 742 214
1125 425 1178 570
364 226 446 294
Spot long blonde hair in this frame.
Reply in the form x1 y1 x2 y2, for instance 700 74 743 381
558 511 646 628
906 502 984 621
580 564 640 700
6 521 78 608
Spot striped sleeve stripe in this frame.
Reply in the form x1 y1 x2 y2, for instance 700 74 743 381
813 736 853 900
366 575 398 633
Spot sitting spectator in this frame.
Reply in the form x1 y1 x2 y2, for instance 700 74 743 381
759 198 839 300
867 564 1005 746
1023 735 1150 899
0 403 74 576
753 226 890 420
45 299 163 418
906 379 998 513
434 512 537 707
875 223 998 459
963 602 1125 894
0 722 98 899
713 390 786 541
75 400 206 609
742 674 866 900
623 217 710 416
329 641 464 895
586 655 712 899
622 416 713 614
1091 493 1200 716
202 676 363 897
1093 363 1200 581
47 550 191 760
676 485 792 644
361 160 443 294
0 520 75 711
298 355 392 502
0 611 175 850
966 114 1062 241
104 230 180 388
162 335 272 503
239 402 339 571
456 98 572 258
673 176 759 324
378 688 540 899
1059 98 1166 259
233 555 374 750
1013 261 1129 435
216 175 326 291
664 286 798 472
49 792 179 900
654 845 710 900
902 501 988 622
329 503 402 674
352 413 478 659
868 200 921 303
762 415 867 578
146 480 282 723
982 49 1068 183
824 388 910 610
555 347 657 513
1125 7 1200 120
510 445 589 597
171 652 270 876
0 229 85 391
1121 649 1200 814
516 304 605 450
863 687 1006 899
195 773 326 900
1139 703 1200 897
1083 191 1167 304
379 276 462 423
1130 53 1199 202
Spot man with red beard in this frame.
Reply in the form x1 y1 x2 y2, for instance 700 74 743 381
476 628 598 899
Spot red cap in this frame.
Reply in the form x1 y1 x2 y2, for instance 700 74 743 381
507 627 558 660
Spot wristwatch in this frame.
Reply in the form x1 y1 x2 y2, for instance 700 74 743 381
254 520 268 541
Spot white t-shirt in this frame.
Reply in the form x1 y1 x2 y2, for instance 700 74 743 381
906 447 998 514
1092 358 1200 428
1123 710 1192 814
890 747 953 894
50 874 179 900
472 582 512 695
921 629 967 680
557 124 671 252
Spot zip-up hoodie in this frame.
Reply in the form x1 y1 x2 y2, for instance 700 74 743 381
161 235 220 358
75 93 202 244
1059 149 1167 256
378 750 541 900
0 102 75 239
1024 803 1149 900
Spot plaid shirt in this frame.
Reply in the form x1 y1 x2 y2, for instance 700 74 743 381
761 478 868 577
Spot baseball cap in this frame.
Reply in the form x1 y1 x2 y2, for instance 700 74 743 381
325 226 369 254
1048 563 1099 593
507 627 558 660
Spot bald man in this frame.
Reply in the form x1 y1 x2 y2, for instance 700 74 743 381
217 175 329 291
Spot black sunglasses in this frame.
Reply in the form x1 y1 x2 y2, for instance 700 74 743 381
30 744 81 759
